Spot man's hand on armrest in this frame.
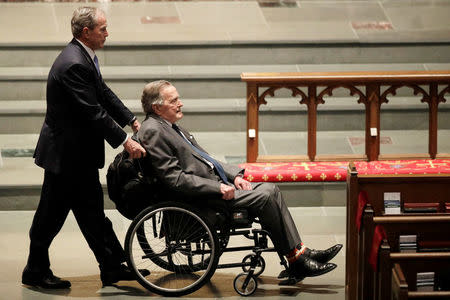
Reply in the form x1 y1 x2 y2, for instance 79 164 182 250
234 176 252 191
123 137 146 159
220 183 235 200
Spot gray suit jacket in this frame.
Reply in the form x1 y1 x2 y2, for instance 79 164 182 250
138 114 244 199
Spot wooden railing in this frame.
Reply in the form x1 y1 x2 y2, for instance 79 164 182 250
241 71 450 162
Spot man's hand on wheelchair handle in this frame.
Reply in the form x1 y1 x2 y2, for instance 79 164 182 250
123 137 146 159
220 184 235 200
234 176 252 191
130 119 141 133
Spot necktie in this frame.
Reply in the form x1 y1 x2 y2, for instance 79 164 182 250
93 55 101 75
172 124 229 184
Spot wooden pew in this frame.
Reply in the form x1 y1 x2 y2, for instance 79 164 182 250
392 263 450 300
374 215 450 300
346 162 450 300
357 210 450 300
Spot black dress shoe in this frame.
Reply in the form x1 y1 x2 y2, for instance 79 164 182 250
306 244 343 263
279 256 337 285
278 244 342 279
101 264 150 286
22 270 71 289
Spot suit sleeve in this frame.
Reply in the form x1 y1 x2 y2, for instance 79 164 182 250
100 81 135 127
139 127 222 197
61 63 127 148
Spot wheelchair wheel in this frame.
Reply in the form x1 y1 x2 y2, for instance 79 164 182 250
233 272 257 296
135 223 171 271
134 209 216 274
125 202 220 296
241 254 265 277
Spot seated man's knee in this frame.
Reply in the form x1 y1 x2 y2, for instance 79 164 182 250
258 182 280 201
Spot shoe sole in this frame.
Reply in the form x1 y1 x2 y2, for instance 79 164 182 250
278 276 305 286
22 280 71 289
278 264 337 285
278 250 341 279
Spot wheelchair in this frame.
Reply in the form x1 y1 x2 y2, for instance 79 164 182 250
107 151 289 296
123 199 289 297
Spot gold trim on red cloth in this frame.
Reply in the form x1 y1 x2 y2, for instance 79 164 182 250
238 160 450 182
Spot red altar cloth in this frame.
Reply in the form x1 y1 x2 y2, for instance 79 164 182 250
354 159 450 176
239 159 450 182
239 162 348 182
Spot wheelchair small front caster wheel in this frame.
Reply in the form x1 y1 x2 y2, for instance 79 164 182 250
233 272 257 296
242 254 265 277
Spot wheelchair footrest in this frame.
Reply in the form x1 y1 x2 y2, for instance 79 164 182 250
217 262 252 269
252 228 271 235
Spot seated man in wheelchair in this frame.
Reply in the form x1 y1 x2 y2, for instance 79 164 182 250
136 80 342 285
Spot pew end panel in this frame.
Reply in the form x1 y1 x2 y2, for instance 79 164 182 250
346 162 450 300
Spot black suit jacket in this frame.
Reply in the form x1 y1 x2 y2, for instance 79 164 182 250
34 39 134 173
138 114 244 199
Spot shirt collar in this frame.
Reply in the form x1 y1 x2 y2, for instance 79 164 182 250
76 38 96 61
152 113 176 128
162 118 173 127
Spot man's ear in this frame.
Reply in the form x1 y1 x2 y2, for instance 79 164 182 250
152 104 161 115
81 27 90 39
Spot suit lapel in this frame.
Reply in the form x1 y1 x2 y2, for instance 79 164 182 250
71 39 103 83
174 126 212 166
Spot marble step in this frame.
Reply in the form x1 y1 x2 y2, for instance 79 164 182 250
3 128 450 209
0 63 449 101
1 97 450 134
0 132 346 210
2 43 450 68
0 181 346 210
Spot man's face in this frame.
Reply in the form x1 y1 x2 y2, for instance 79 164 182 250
155 85 184 123
84 13 108 50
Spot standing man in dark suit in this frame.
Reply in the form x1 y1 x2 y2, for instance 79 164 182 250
138 80 343 285
22 7 147 289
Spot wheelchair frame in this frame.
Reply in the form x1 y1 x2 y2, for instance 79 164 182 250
124 200 289 296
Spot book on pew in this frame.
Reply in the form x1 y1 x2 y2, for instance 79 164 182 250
384 192 401 214
399 235 417 252
418 240 450 252
416 272 435 291
446 202 450 212
403 202 439 213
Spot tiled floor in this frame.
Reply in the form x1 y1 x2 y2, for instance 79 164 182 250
0 208 346 300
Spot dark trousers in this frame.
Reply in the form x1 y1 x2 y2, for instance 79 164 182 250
229 182 302 255
25 169 125 275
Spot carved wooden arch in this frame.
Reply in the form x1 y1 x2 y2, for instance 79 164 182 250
380 84 430 105
317 84 366 105
258 86 308 106
438 84 450 104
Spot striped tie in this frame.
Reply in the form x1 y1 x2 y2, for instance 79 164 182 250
93 55 101 75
